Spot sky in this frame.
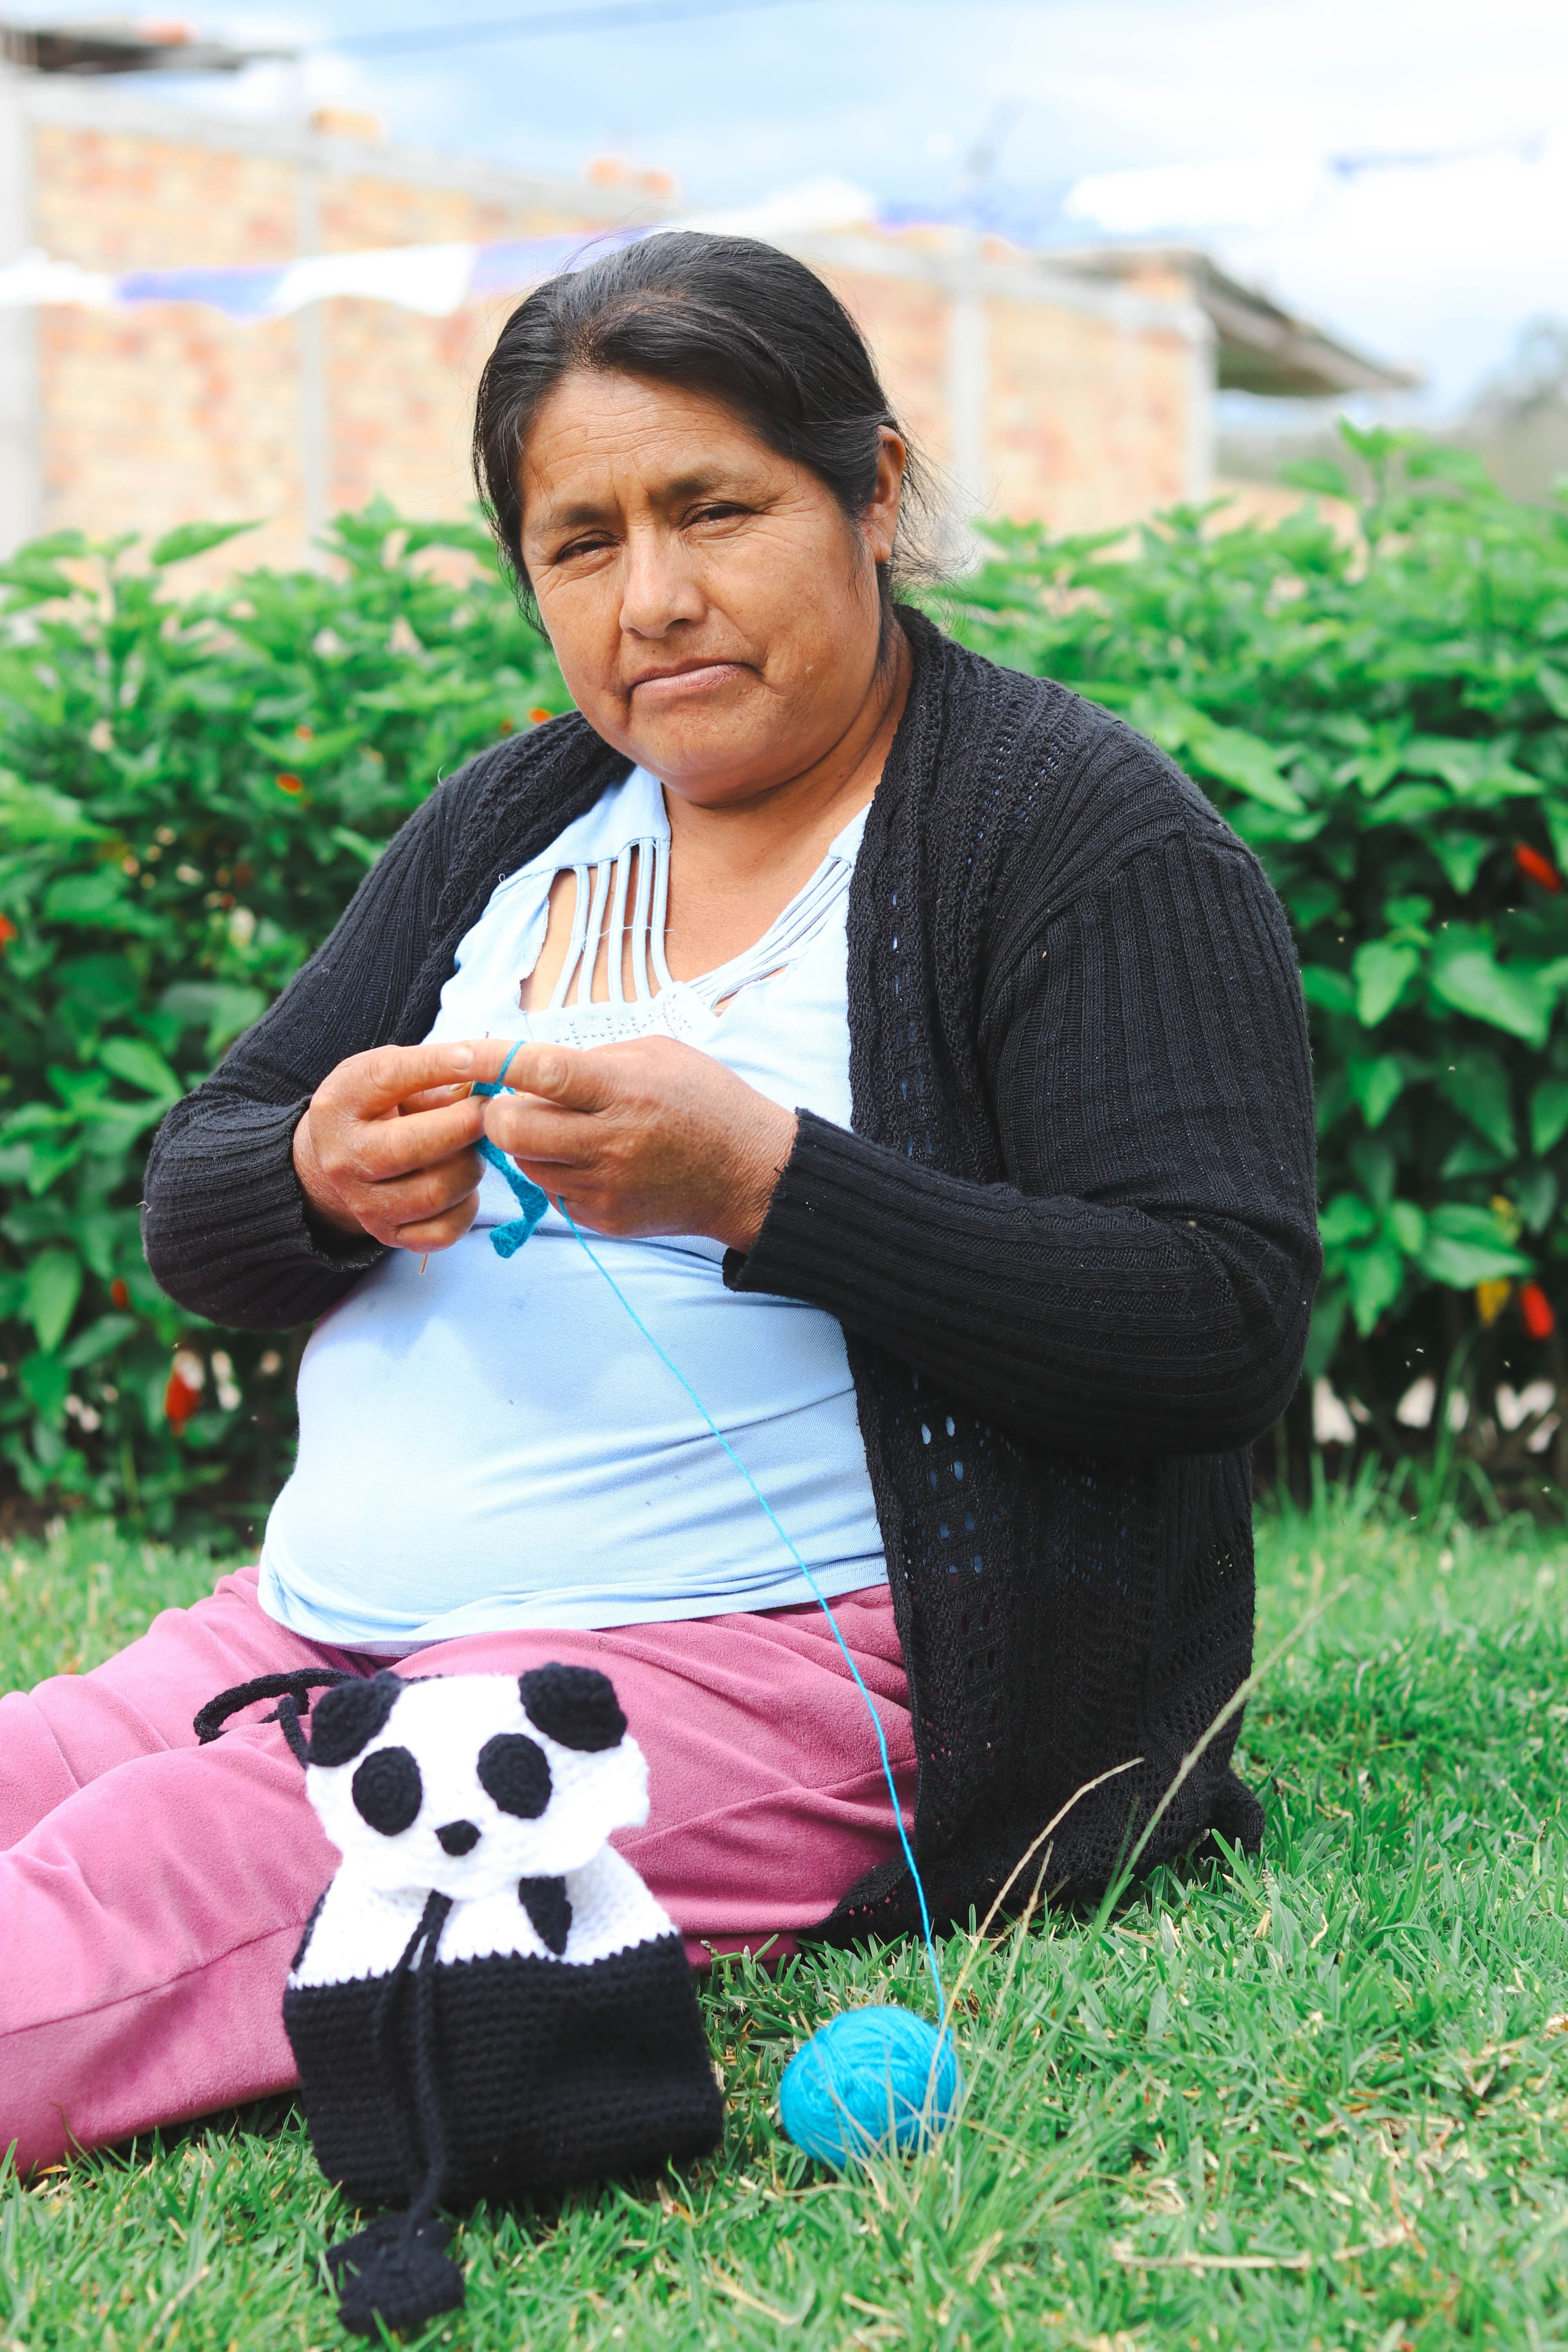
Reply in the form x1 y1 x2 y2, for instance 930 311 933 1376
35 0 1568 419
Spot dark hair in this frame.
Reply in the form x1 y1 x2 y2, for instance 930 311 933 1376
471 231 935 623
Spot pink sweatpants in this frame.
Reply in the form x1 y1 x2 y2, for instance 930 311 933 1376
0 1564 913 2174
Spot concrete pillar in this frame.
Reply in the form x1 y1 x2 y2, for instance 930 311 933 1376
1185 303 1217 505
946 233 990 520
0 61 42 557
296 144 329 562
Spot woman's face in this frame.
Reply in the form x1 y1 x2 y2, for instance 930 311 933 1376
518 370 905 807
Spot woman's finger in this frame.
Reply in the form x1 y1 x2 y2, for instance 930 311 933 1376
380 1197 482 1251
361 1151 481 1220
335 1100 486 1184
398 1080 474 1116
479 1094 599 1169
488 1041 621 1112
337 1040 479 1115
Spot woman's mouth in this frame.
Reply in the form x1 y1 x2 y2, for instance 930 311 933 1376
628 660 748 704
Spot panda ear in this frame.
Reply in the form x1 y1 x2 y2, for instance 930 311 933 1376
518 1664 627 1753
307 1672 402 1767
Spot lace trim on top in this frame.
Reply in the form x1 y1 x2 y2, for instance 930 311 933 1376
541 804 866 1023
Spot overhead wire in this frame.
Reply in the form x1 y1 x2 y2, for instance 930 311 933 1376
316 0 825 59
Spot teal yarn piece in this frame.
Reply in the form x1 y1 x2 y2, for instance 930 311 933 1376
474 1133 549 1258
779 2008 958 2167
475 1040 951 2133
472 1065 549 1258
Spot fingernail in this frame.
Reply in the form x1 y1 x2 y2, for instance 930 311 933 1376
450 1045 474 1070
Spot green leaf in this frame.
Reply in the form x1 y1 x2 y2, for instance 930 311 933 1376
1347 1055 1405 1129
149 519 261 568
1402 737 1541 802
1353 939 1419 1026
24 1247 82 1352
43 868 126 922
1386 1200 1427 1255
1441 1133 1510 1179
1348 1135 1396 1205
1319 1192 1379 1248
158 981 267 1057
1429 933 1564 1047
1419 1205 1533 1289
1300 965 1356 1018
18 1350 70 1424
1302 1288 1347 1381
1279 457 1352 501
0 773 104 844
60 1311 136 1368
1314 1070 1352 1136
1516 1166 1559 1234
1537 661 1568 720
1532 1078 1568 1158
1362 783 1449 827
1428 829 1490 895
98 1037 182 1100
1185 717 1305 814
1437 1049 1517 1158
330 825 382 868
1344 1237 1404 1335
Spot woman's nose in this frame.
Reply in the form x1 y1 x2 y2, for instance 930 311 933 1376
619 529 704 637
436 1819 479 1855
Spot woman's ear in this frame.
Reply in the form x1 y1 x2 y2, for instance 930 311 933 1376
863 427 907 570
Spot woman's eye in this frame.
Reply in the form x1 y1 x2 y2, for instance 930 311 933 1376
553 533 615 564
689 503 747 526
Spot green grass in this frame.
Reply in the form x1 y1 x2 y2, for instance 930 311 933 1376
4 1498 1568 2350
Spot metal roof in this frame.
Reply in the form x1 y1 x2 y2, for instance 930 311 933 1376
0 17 285 74
1047 241 1418 398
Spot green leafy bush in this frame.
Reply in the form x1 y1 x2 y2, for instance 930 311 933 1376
0 504 563 1532
946 428 1568 1466
7 437 1568 1532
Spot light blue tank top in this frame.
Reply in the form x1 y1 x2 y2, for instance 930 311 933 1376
257 767 886 1651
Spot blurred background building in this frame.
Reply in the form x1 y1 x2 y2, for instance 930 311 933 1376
0 20 1411 571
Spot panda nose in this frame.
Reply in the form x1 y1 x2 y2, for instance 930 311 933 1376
436 1819 480 1856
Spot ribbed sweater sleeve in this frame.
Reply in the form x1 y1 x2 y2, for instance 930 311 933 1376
727 829 1320 1457
141 779 459 1331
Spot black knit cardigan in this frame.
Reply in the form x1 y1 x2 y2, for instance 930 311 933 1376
143 611 1320 1934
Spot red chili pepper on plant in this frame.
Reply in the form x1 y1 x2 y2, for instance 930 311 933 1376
110 1277 130 1310
163 1349 205 1432
1514 843 1563 893
1520 1281 1556 1341
0 913 16 949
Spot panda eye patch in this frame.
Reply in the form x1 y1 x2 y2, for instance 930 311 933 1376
309 1673 401 1767
477 1732 552 1819
518 1664 627 1753
351 1745 423 1835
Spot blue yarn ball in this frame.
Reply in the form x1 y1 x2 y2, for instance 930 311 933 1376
779 2006 959 2167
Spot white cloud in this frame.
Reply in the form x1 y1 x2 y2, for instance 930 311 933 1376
53 0 1568 410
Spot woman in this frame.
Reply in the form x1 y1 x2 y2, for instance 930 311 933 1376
0 233 1319 2168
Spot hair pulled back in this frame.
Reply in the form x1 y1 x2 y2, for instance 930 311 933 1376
472 231 933 621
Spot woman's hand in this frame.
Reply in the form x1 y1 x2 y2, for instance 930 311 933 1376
477 1036 797 1253
292 1042 491 1253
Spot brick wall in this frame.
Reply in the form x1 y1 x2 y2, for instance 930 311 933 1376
18 87 1212 577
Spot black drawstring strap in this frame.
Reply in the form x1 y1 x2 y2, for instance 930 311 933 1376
201 1674 468 2328
326 1889 466 2336
193 1670 357 1764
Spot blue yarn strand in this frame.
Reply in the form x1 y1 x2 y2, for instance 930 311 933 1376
475 1041 945 2022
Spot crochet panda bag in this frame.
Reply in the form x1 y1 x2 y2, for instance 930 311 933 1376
196 1661 724 2336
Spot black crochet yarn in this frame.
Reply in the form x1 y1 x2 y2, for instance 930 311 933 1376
201 1666 724 2338
150 611 1320 1933
327 2214 463 2338
285 1932 723 2208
